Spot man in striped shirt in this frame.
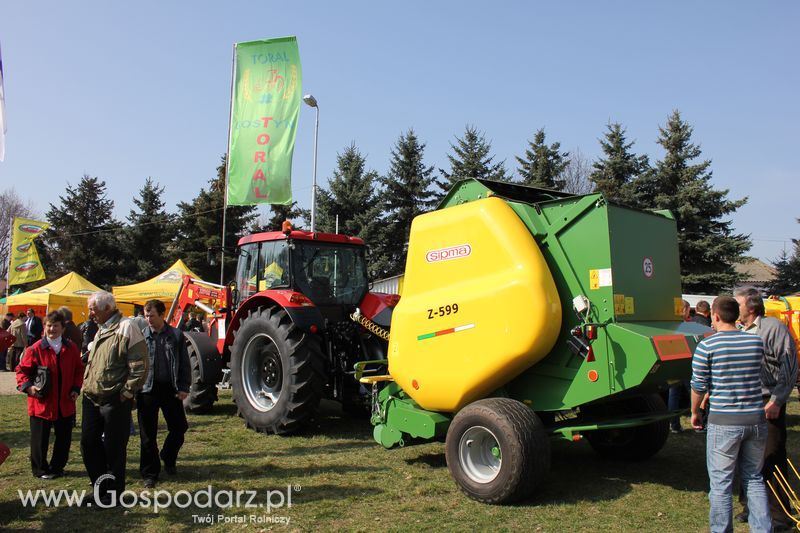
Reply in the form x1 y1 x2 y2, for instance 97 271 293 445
691 296 771 533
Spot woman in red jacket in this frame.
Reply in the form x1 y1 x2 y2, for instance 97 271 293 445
16 310 83 479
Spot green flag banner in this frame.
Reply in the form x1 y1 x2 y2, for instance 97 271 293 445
227 37 302 206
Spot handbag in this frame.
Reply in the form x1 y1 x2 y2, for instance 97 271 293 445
33 365 51 399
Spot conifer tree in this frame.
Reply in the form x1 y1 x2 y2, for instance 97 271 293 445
590 123 649 206
124 178 176 283
42 175 124 288
174 156 257 283
633 111 750 293
381 129 437 276
516 128 569 190
438 125 507 198
766 222 800 295
261 202 307 232
315 143 390 276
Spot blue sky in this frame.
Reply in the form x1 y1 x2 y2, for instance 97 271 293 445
1 1 797 263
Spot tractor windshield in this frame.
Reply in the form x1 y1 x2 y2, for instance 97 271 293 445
291 243 368 306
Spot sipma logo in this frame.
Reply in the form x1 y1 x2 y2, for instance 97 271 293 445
19 224 45 234
15 261 38 272
425 244 472 263
16 242 32 253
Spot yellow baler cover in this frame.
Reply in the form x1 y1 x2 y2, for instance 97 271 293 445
765 296 800 361
388 197 562 412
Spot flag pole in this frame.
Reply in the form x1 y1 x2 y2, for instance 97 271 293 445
221 44 237 285
5 216 12 299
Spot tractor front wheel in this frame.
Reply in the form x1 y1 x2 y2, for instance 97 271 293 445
183 332 220 414
445 398 550 504
230 306 325 434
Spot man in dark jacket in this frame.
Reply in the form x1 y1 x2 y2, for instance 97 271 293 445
138 299 191 489
16 311 83 478
691 300 712 327
25 308 43 345
57 307 83 347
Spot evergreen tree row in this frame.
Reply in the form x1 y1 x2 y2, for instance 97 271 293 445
35 110 755 294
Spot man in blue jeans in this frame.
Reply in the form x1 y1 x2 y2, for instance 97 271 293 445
690 296 771 533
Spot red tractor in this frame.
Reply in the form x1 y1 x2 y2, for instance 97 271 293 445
167 225 397 434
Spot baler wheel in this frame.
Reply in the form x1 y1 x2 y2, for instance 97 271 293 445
445 398 550 504
583 393 669 460
230 306 325 434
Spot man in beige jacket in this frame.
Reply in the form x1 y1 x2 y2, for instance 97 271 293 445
80 291 148 507
8 312 28 371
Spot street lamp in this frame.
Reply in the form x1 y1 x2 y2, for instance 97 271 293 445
303 94 319 233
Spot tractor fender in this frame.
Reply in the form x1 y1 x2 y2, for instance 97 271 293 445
359 292 399 328
229 290 325 343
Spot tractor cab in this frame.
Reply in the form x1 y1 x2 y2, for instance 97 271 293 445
233 228 369 322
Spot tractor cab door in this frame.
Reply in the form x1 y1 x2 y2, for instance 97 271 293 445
234 240 290 304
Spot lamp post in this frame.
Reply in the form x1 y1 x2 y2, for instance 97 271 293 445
303 94 319 233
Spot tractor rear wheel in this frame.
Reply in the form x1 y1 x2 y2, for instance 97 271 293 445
445 398 550 504
230 306 325 435
183 332 220 414
583 393 669 460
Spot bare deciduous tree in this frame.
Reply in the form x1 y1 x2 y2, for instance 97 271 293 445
0 189 37 281
560 148 595 195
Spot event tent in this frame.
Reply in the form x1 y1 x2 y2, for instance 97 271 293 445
112 259 200 306
5 271 102 324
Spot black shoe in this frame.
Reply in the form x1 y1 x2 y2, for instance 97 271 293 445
40 473 56 480
734 511 748 523
670 427 682 434
164 464 177 476
143 478 157 489
40 471 63 480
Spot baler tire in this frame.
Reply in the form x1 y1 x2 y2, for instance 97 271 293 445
230 306 325 435
183 333 219 414
584 393 669 460
445 398 550 504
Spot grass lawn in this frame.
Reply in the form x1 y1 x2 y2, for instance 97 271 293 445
2 389 799 532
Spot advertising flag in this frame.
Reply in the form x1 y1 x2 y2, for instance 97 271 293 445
226 37 302 206
8 217 50 285
0 41 6 162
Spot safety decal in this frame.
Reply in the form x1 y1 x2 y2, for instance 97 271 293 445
417 323 475 341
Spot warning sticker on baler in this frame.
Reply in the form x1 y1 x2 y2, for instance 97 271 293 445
589 268 613 290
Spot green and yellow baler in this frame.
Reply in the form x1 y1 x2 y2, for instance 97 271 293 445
358 178 710 503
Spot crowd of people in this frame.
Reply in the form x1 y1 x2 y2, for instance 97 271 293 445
5 287 799 528
690 289 798 533
11 292 191 507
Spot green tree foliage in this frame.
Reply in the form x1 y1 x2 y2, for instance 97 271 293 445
633 111 750 293
438 125 507 198
260 202 308 232
173 156 257 283
315 143 390 276
590 123 649 206
767 223 800 295
381 129 437 276
42 175 124 288
123 178 176 283
516 128 569 189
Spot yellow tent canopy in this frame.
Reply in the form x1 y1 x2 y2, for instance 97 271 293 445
6 271 103 324
112 259 201 306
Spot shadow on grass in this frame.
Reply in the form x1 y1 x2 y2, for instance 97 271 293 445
396 430 711 508
182 461 389 482
0 498 37 530
405 453 447 468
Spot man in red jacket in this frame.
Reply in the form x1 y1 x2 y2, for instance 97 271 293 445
16 310 83 479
